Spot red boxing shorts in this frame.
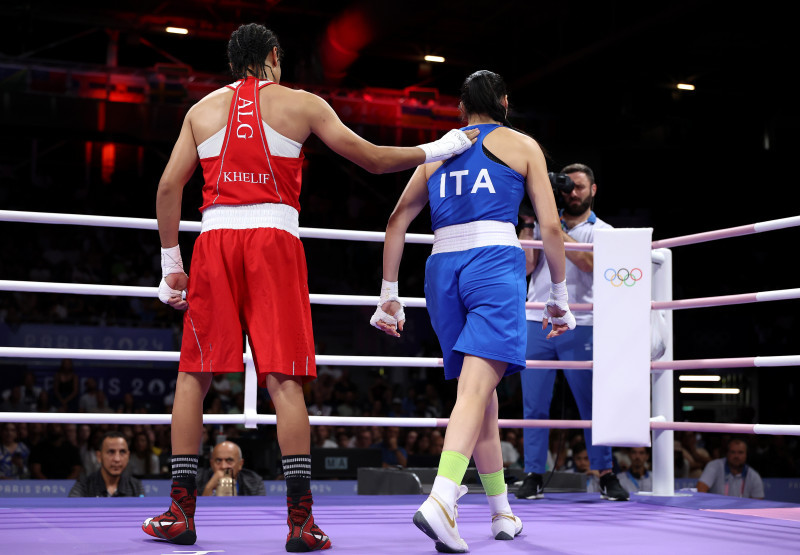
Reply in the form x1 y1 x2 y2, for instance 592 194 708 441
178 227 316 385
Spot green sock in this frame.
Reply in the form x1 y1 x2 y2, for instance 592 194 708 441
479 469 506 497
437 450 470 485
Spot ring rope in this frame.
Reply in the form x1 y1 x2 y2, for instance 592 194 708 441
651 214 800 249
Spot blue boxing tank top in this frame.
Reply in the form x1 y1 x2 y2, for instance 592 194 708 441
427 123 525 230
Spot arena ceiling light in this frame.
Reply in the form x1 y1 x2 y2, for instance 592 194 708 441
424 55 445 63
679 387 740 395
678 375 721 382
676 83 695 91
166 27 189 35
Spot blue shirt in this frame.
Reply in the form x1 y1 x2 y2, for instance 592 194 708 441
427 123 525 230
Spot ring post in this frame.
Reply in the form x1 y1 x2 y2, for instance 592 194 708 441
651 248 675 495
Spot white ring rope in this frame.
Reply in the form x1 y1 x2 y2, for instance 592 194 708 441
651 214 800 249
0 209 592 250
0 279 593 312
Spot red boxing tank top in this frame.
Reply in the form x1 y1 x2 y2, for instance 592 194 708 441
198 77 304 212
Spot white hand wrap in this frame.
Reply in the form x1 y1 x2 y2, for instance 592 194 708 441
417 129 472 163
158 245 186 304
370 279 406 329
543 279 576 330
158 278 185 304
160 245 184 277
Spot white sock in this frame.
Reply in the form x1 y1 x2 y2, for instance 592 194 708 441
487 485 512 515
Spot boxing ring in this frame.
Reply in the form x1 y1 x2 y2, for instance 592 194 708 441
1 209 800 554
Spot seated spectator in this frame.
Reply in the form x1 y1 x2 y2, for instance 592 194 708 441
565 443 601 493
18 371 41 411
677 431 711 478
197 441 265 496
697 438 764 499
403 429 419 456
500 429 521 469
308 390 333 417
116 392 136 414
78 378 101 412
78 424 101 477
429 430 444 456
0 422 30 479
312 426 338 449
353 428 375 449
375 426 407 468
129 432 160 476
69 431 143 497
0 386 30 412
617 447 652 493
53 359 79 412
29 423 82 479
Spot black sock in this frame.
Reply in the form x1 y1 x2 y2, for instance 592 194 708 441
282 454 312 499
171 454 199 487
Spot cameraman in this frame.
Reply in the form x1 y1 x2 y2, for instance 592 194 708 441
516 163 628 501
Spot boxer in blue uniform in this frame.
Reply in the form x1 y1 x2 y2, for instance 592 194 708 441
371 70 576 552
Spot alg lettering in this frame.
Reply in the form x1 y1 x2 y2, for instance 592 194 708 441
236 97 254 139
439 169 496 197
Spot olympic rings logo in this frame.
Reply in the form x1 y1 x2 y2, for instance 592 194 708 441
604 267 643 287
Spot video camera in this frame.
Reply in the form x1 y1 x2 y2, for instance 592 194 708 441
548 172 575 209
519 171 577 221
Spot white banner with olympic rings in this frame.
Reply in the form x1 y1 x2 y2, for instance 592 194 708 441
592 228 653 447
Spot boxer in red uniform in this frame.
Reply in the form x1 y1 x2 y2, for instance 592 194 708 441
141 23 476 552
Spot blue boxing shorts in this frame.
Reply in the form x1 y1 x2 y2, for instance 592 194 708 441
424 245 527 380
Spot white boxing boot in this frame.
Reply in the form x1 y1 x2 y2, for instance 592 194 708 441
413 475 469 553
488 485 523 540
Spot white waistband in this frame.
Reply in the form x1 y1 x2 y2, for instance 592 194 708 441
201 203 300 238
432 221 521 254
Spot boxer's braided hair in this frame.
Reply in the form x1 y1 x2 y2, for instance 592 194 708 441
227 23 284 80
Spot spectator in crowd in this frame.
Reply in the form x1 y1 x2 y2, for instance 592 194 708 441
354 428 375 449
197 441 265 496
375 426 407 468
129 431 160 476
697 438 764 499
29 423 82 479
565 442 600 492
677 431 711 478
69 431 143 497
312 426 337 449
308 390 333 417
0 386 29 412
53 359 79 412
35 391 57 413
1 422 30 479
78 378 102 412
19 371 42 410
335 428 354 449
617 447 652 494
117 392 136 413
336 390 363 417
210 374 233 409
429 430 444 456
403 429 419 456
78 424 101 477
500 429 521 469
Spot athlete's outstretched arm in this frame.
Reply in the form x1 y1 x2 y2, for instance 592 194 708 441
155 110 200 310
524 139 575 337
304 93 476 174
371 165 431 337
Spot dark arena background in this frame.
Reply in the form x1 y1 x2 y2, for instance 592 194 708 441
1 2 798 554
